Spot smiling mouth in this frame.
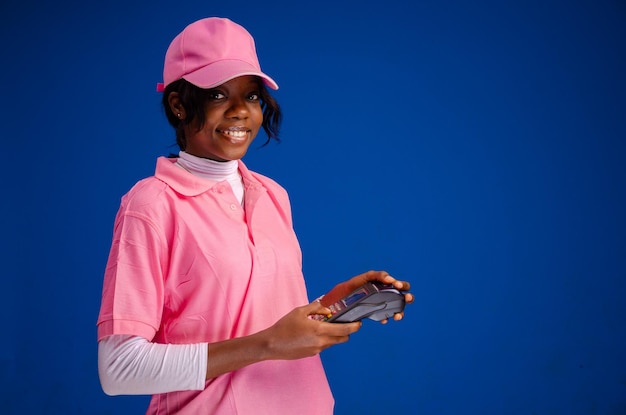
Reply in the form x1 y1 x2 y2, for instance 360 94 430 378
218 129 249 143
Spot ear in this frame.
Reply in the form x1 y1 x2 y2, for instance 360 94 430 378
168 92 186 120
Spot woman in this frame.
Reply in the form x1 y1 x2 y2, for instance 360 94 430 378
97 17 412 414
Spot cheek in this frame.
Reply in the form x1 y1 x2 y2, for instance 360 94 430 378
252 107 264 130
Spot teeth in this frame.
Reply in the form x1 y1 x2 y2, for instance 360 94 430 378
223 130 247 138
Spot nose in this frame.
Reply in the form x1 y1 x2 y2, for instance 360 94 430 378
224 97 249 119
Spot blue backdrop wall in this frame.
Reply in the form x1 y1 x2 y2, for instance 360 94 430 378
1 1 625 414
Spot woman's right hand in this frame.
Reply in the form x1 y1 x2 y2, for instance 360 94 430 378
259 301 362 361
206 302 361 379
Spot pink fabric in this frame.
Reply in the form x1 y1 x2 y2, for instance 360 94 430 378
161 17 278 90
97 157 333 414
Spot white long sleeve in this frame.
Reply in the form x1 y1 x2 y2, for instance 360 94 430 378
98 334 207 396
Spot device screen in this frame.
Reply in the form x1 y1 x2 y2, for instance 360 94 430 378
343 289 368 306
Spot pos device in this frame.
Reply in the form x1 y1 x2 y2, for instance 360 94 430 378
316 281 406 323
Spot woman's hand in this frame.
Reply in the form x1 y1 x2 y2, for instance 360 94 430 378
319 270 413 323
206 302 360 378
205 271 412 378
260 302 362 361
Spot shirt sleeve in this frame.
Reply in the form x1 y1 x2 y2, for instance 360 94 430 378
98 334 207 395
97 210 168 340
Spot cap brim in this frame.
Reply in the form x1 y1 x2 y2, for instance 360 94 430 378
182 59 278 90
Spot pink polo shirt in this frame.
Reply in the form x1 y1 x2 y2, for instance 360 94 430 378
97 157 333 414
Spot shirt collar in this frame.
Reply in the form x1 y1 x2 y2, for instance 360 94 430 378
154 156 262 197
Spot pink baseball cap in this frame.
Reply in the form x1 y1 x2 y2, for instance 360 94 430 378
157 17 278 92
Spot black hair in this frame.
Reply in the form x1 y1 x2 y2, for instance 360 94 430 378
161 77 282 151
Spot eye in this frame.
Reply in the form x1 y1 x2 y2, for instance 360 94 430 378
247 92 260 102
207 90 225 100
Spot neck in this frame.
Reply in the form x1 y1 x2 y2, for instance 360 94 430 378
176 151 238 180
175 151 244 205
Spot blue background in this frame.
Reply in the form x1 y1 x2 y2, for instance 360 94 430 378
1 0 625 414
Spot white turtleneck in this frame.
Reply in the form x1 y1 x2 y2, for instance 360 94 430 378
176 151 245 205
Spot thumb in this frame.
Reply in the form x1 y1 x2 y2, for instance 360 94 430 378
305 300 332 318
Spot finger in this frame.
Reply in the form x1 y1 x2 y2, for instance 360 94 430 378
342 321 362 335
323 321 362 336
367 271 408 291
305 301 331 318
365 270 393 284
380 279 410 292
386 279 410 291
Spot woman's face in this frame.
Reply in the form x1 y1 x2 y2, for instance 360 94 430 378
184 75 264 161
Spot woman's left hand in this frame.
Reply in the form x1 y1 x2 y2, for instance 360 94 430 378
319 270 413 323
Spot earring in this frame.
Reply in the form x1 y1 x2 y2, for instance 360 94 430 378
177 113 182 118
